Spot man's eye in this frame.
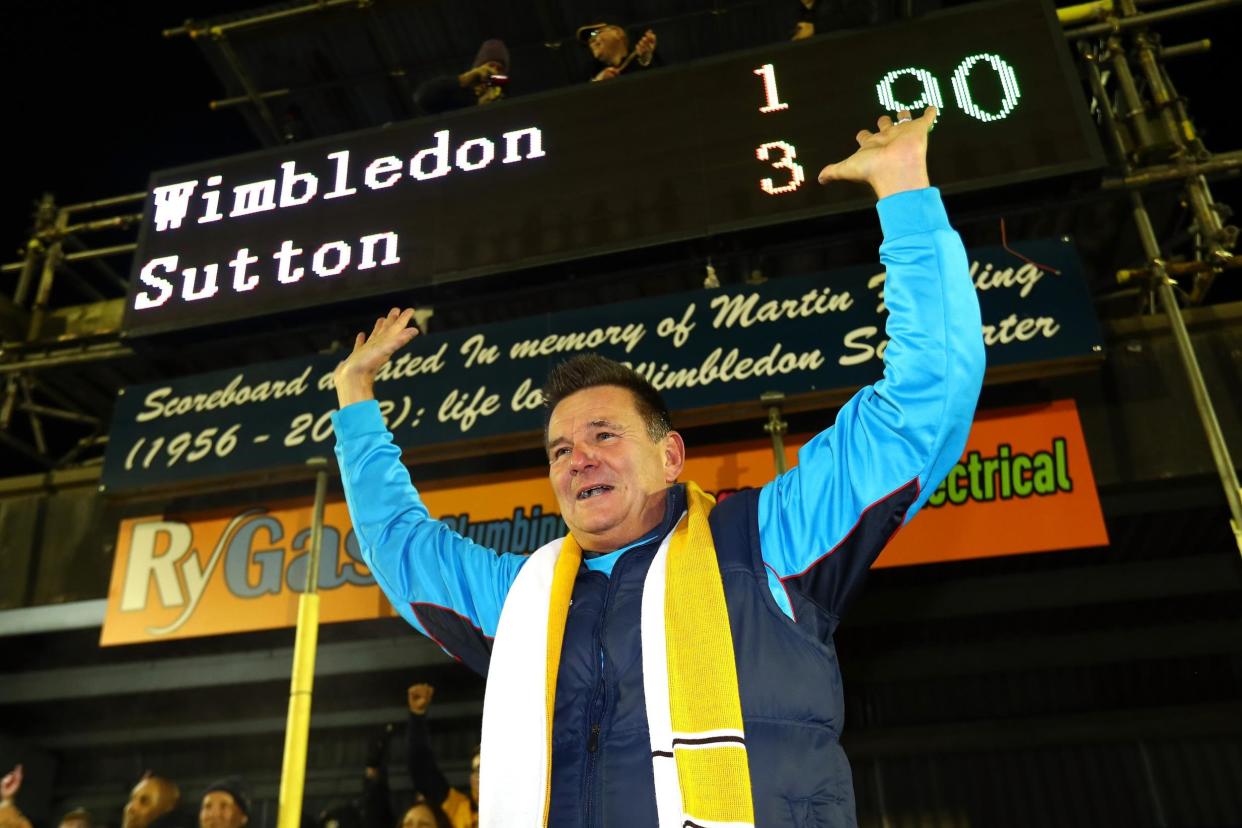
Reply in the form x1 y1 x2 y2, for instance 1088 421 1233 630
597 432 615 441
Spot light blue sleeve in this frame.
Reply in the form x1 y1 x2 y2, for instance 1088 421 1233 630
758 187 985 610
332 400 526 639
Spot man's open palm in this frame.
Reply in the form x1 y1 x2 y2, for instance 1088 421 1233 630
817 107 935 199
334 307 419 407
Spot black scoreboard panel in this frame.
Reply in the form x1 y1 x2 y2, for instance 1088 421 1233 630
122 0 1101 337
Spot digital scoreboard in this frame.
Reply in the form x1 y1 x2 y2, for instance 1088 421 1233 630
122 0 1101 337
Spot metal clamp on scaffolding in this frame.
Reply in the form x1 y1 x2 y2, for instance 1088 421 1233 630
761 390 789 476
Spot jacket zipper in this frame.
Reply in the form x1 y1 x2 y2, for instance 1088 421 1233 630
583 559 624 828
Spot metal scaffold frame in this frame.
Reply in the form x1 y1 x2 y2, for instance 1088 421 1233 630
0 0 1239 550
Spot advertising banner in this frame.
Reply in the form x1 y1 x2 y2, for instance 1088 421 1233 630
102 400 1106 645
103 239 1102 493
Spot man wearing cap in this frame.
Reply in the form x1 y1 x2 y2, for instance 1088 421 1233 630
199 778 249 828
414 39 510 115
577 22 659 82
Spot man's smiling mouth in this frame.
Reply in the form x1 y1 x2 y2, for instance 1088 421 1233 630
577 485 614 500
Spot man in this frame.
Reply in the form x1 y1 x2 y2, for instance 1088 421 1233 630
405 683 478 828
414 39 509 115
123 775 182 828
576 22 658 82
198 778 249 828
59 807 95 828
332 106 985 826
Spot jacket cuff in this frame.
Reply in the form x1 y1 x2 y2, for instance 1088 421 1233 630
876 187 950 240
332 399 386 438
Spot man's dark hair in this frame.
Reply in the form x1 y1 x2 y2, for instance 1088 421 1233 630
542 354 671 442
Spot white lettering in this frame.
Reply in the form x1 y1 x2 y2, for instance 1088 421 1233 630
120 521 192 610
455 138 495 172
198 175 225 224
274 240 305 283
180 264 220 302
312 241 351 277
364 155 403 189
229 179 277 217
279 160 319 207
134 256 179 310
357 232 400 270
411 130 451 180
502 127 545 163
230 247 260 292
323 149 357 199
151 181 199 231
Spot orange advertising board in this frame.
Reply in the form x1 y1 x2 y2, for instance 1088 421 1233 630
102 400 1106 645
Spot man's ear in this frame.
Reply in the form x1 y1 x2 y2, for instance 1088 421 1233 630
662 430 686 483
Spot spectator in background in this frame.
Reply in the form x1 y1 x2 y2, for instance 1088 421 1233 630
792 0 896 39
405 684 475 828
124 774 188 828
59 807 95 828
199 778 250 828
396 802 450 828
414 40 510 116
0 766 32 828
576 22 659 82
318 724 397 828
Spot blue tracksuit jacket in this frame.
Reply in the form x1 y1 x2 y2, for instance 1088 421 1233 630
333 187 986 827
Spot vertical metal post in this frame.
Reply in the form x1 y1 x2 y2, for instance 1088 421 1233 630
761 391 789 475
277 458 329 828
28 208 67 341
1130 192 1242 555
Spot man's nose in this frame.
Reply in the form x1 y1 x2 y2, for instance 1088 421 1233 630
569 444 596 472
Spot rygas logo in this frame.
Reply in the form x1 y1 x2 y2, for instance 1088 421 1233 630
118 508 373 635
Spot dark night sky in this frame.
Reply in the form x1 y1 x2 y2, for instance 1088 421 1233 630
1 1 261 261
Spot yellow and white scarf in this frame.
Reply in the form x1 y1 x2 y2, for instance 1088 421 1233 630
479 482 754 827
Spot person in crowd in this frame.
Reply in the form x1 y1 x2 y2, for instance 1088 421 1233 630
413 40 509 115
0 766 32 828
332 103 984 826
792 0 897 39
316 722 405 828
395 801 450 828
123 774 187 828
576 22 659 81
405 684 476 828
59 807 95 828
198 778 249 828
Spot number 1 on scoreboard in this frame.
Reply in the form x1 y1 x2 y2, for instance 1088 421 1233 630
753 64 789 113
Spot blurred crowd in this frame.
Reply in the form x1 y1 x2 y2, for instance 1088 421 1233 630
0 683 478 828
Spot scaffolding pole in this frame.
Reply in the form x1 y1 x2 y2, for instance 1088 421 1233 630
1080 7 1242 554
276 458 329 828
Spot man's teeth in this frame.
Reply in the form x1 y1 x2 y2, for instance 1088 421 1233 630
578 486 611 499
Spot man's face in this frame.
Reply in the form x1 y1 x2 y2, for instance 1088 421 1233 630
547 385 684 552
122 779 174 828
588 26 628 65
60 819 90 828
400 806 436 828
198 793 246 828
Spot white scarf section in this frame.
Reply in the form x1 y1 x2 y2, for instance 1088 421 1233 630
481 514 730 828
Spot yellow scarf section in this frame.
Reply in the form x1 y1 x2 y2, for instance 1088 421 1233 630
543 481 754 825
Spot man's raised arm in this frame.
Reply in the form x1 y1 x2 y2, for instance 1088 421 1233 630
332 308 526 675
759 107 987 619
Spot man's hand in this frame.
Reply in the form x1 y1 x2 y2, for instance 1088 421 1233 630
334 307 419 409
592 66 620 82
634 30 656 64
0 766 20 802
408 682 434 715
817 107 935 200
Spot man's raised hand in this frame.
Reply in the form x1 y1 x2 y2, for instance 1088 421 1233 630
334 307 420 409
817 107 935 200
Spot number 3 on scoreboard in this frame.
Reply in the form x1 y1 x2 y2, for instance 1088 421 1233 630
756 141 805 195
